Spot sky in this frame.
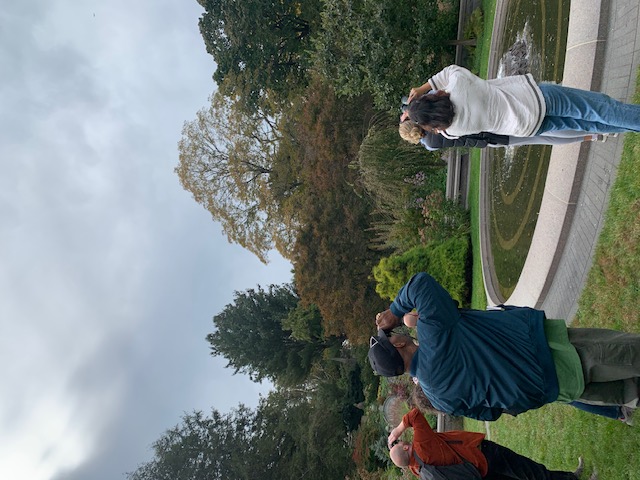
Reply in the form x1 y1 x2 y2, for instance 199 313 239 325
0 1 294 479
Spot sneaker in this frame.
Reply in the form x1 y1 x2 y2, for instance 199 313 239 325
620 405 635 426
573 456 585 478
587 134 608 142
588 468 598 480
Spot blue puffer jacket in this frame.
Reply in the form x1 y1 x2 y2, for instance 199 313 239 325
390 273 559 421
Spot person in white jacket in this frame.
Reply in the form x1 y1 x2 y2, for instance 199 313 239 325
404 65 640 139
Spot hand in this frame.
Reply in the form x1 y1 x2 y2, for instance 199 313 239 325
408 82 433 103
403 311 418 328
400 111 410 122
387 428 400 448
376 309 400 331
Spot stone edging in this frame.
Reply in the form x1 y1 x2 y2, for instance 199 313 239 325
480 0 608 307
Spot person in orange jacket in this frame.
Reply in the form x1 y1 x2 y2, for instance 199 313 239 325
388 407 595 479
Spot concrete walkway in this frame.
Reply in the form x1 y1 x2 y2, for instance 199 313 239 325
481 0 640 322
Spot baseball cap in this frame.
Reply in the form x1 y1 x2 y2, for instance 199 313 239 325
368 329 405 377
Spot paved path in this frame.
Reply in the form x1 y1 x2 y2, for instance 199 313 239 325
541 0 640 322
482 0 640 322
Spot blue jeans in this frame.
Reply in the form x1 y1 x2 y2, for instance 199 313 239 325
569 401 621 420
537 83 640 134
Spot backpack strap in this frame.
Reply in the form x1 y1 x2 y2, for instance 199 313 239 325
413 450 426 470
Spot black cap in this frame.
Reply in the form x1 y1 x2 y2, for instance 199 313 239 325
368 329 405 377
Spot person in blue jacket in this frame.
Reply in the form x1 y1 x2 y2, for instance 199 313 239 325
369 272 640 421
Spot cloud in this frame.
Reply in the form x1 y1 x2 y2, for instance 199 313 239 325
0 1 293 479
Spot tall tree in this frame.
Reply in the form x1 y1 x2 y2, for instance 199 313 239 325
312 0 458 109
127 392 354 480
206 284 326 386
197 0 321 111
288 78 387 342
126 407 255 480
176 91 299 262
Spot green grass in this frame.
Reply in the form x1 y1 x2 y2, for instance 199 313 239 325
477 0 496 78
468 0 495 309
468 150 486 309
573 74 640 332
464 403 640 480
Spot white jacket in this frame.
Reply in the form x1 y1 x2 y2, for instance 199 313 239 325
428 65 546 138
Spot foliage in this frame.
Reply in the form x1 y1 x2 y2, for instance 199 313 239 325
126 406 256 480
356 118 446 211
312 0 459 110
127 391 355 480
355 118 449 252
418 190 470 243
176 91 300 262
463 7 484 40
372 238 471 305
206 284 329 386
462 7 484 72
289 78 388 343
350 412 391 472
197 0 322 112
351 344 382 404
282 302 325 342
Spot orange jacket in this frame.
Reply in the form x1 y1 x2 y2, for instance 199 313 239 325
403 408 488 477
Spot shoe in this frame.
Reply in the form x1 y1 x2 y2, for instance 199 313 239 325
588 468 598 480
620 405 635 426
587 134 607 142
573 456 585 478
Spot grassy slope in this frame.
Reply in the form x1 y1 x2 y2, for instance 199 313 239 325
573 75 640 332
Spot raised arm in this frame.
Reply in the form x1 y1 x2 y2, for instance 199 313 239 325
387 418 409 448
407 81 433 103
389 273 459 327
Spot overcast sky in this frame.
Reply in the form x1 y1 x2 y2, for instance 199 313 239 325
0 1 293 479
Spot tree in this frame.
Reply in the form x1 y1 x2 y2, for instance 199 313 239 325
127 391 354 480
286 78 387 342
176 91 299 262
197 0 321 111
206 284 326 386
281 303 324 342
311 0 458 109
126 407 255 480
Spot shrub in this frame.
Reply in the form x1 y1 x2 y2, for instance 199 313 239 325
419 190 470 243
312 0 458 110
355 118 449 252
372 237 471 305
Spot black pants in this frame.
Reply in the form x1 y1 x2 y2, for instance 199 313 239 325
481 440 577 480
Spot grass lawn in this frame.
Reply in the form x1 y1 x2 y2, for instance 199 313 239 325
573 75 640 332
464 403 640 480
468 0 495 309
